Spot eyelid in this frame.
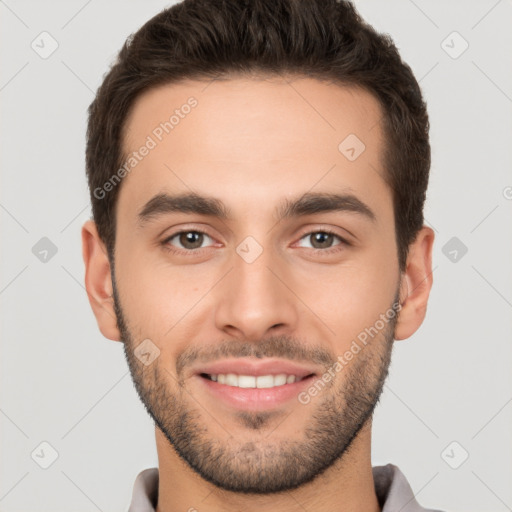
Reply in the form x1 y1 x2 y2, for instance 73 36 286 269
161 222 219 241
294 225 352 245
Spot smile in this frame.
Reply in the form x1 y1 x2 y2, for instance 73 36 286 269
201 373 309 388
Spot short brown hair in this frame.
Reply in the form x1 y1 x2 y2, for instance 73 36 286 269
86 0 430 271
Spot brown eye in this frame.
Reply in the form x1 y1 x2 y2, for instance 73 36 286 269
297 230 344 251
310 232 335 249
164 230 213 251
180 232 203 249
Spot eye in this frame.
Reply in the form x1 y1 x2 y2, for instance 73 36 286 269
161 228 349 256
296 230 347 252
163 230 215 252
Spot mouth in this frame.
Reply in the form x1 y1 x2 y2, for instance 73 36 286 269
192 358 319 410
199 372 314 388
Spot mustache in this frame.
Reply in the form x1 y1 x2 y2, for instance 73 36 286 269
175 335 335 378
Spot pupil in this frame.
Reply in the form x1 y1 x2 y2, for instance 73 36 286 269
313 232 332 248
181 232 202 249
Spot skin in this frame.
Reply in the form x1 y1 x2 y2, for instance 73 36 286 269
82 76 434 512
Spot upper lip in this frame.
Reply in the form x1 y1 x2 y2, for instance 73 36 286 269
193 358 319 379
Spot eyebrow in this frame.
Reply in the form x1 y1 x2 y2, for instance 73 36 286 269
137 191 376 227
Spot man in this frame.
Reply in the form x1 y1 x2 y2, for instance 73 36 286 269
82 0 441 510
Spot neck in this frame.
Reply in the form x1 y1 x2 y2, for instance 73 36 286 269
155 420 380 512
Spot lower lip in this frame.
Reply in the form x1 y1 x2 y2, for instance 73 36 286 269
196 375 315 410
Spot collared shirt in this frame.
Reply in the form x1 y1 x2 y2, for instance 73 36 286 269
128 464 444 511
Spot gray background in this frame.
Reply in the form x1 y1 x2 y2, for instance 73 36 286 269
1 1 511 511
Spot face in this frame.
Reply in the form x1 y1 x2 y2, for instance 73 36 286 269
85 76 430 494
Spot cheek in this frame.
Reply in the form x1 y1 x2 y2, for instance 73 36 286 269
115 244 214 337
298 245 398 346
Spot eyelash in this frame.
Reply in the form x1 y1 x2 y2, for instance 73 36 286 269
161 228 350 256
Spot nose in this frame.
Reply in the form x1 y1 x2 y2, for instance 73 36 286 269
214 243 299 342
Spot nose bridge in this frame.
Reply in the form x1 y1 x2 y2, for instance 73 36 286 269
214 237 298 339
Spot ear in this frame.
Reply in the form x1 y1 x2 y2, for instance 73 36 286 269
81 219 122 341
395 226 435 340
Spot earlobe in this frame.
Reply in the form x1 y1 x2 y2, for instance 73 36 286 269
394 226 435 341
81 220 122 342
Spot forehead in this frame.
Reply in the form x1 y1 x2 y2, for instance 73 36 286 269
122 76 384 155
118 76 389 223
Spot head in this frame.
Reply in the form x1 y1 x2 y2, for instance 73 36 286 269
82 0 434 495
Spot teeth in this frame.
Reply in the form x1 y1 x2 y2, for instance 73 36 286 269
207 373 302 388
238 375 256 388
274 374 287 386
225 373 238 386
